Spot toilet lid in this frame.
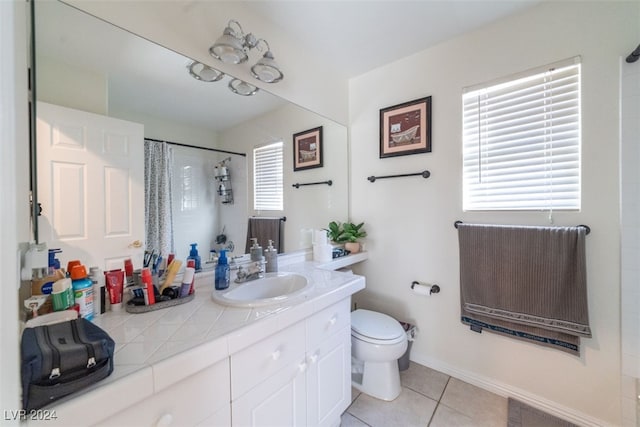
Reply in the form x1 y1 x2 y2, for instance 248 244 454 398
351 309 405 341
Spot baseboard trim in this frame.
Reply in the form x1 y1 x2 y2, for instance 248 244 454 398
410 354 609 427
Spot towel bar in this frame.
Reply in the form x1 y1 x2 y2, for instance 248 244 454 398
453 220 590 235
367 170 430 183
292 180 332 188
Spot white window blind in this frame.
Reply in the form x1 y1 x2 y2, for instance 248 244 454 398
462 58 581 211
253 141 283 211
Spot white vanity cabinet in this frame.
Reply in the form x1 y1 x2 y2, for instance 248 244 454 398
95 359 230 427
231 298 352 427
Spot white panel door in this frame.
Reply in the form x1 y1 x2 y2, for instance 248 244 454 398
37 101 145 270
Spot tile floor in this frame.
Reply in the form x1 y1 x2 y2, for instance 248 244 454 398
342 362 508 427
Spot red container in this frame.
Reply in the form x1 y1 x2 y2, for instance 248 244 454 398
141 267 155 305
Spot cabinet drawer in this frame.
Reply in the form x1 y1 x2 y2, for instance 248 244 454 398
306 298 350 349
95 359 229 427
231 321 305 400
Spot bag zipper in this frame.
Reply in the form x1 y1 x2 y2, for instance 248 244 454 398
42 325 61 380
70 320 96 368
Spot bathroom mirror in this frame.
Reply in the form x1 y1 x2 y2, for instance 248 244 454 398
34 0 348 265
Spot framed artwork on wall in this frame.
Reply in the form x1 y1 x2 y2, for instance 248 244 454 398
379 96 432 158
293 126 323 171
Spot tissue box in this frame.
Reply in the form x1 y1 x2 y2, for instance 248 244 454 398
31 270 65 295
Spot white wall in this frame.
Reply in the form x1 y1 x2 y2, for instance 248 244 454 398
36 55 108 115
1 0 30 417
219 103 349 253
620 55 640 426
349 2 639 425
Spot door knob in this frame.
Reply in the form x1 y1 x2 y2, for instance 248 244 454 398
129 240 143 248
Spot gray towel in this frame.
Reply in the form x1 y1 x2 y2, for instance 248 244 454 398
458 223 591 340
245 217 284 254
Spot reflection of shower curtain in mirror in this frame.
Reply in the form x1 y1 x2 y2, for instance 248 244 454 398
144 140 174 256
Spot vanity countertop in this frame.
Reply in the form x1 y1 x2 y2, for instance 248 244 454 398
30 256 365 426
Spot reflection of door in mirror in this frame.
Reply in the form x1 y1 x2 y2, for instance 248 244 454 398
36 102 145 270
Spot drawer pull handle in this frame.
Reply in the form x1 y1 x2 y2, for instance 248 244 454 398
156 413 173 426
272 349 281 361
298 362 307 373
328 315 337 326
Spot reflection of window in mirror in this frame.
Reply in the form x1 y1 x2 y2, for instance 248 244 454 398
254 142 283 211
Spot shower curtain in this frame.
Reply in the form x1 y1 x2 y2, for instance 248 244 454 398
144 139 174 257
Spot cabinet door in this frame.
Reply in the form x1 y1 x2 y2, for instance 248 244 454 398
232 356 308 427
307 327 351 427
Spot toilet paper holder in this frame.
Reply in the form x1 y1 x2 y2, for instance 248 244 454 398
411 281 440 295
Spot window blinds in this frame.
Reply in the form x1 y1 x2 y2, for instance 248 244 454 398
462 58 581 211
253 141 284 211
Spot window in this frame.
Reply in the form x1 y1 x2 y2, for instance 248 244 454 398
462 58 581 211
253 141 283 211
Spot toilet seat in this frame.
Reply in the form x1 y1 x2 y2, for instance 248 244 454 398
351 330 406 346
351 309 405 345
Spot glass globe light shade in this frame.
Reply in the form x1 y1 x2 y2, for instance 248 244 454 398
228 78 259 96
251 51 283 83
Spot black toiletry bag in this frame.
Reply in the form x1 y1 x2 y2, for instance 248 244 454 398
20 318 115 410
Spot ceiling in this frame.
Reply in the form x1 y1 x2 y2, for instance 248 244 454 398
245 0 542 79
36 0 541 132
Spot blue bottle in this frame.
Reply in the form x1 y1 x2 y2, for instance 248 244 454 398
187 243 202 271
215 249 230 290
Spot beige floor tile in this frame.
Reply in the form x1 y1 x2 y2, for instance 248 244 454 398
400 361 450 401
429 404 475 427
351 387 362 404
439 378 507 426
341 412 370 427
347 388 437 427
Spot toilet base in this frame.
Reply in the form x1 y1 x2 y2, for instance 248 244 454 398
351 359 402 401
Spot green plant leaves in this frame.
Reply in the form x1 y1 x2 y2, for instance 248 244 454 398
324 221 366 243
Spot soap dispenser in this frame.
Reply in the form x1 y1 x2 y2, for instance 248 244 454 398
264 240 278 273
187 243 202 271
249 238 263 262
215 249 230 290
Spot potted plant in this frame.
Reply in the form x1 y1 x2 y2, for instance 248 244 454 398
325 221 345 246
341 222 367 254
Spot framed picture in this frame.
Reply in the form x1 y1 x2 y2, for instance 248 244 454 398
293 126 323 171
379 96 432 158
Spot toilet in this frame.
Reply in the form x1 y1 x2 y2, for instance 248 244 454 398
350 309 408 401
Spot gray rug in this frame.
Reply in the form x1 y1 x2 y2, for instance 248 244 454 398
508 398 578 427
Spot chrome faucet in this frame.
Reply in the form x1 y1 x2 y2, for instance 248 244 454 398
234 260 265 283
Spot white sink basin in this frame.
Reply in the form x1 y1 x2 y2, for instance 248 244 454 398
212 272 311 307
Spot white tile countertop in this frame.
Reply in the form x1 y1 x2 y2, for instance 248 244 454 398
27 251 366 426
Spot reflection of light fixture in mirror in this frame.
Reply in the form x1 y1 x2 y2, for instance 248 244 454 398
228 79 259 96
187 61 224 82
209 19 284 88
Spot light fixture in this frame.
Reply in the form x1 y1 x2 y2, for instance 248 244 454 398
228 78 259 96
250 40 283 83
209 20 252 64
207 19 284 94
187 61 224 82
